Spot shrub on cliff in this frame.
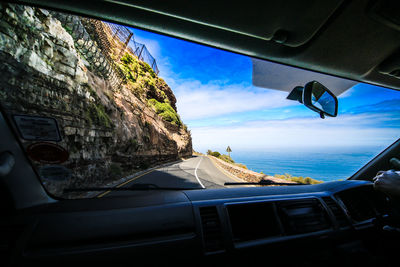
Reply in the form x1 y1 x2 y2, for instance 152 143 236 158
120 53 135 65
120 53 157 98
207 150 238 164
274 173 323 184
210 151 221 157
120 53 157 86
219 154 234 164
85 102 112 128
120 53 175 108
140 61 156 78
109 163 122 178
120 53 139 82
147 98 182 126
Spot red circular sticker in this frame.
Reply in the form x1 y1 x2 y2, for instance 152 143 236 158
26 142 69 164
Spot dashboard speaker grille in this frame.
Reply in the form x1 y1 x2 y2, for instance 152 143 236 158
277 199 331 235
199 206 224 253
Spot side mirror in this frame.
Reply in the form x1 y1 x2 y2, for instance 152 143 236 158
303 81 338 119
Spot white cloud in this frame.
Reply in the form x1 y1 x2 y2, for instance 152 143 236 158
129 30 399 154
338 87 354 98
132 35 161 60
191 113 400 152
169 79 295 121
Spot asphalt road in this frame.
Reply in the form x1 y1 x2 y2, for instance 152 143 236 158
102 155 238 197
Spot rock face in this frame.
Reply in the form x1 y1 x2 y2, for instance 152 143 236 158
0 4 192 197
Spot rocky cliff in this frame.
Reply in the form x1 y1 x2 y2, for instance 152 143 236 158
0 4 192 197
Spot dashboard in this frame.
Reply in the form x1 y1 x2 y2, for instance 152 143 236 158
3 180 397 266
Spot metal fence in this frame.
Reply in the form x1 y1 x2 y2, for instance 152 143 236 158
51 11 160 91
103 22 159 75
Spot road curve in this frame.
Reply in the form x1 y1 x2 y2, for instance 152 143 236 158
104 155 238 197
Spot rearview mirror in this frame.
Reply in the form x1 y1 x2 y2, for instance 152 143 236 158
303 81 338 119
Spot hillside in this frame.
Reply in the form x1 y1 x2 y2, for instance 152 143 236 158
0 4 192 196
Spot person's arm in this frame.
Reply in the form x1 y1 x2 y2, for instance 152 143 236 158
373 170 400 199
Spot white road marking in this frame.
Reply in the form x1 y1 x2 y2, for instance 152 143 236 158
194 156 206 188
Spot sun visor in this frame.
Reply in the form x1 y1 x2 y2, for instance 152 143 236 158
127 0 344 47
252 58 357 96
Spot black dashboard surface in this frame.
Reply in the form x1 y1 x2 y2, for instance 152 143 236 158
184 180 366 201
5 180 397 266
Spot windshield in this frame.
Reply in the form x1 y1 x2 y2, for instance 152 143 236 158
1 4 400 198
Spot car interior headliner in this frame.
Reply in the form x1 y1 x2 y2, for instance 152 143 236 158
14 0 400 91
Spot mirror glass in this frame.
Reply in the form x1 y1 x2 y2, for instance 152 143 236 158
310 83 336 116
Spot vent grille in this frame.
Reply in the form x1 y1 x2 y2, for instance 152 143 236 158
322 197 349 227
336 186 379 223
199 206 224 253
277 199 331 235
227 202 281 242
338 196 375 222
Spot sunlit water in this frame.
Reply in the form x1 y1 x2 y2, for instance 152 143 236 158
231 147 384 182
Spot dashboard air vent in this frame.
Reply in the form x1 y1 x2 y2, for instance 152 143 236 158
199 206 224 253
335 186 386 223
227 202 281 242
277 199 331 235
322 197 349 227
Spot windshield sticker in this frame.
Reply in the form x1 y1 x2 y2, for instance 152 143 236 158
38 165 72 181
13 115 61 141
26 142 69 164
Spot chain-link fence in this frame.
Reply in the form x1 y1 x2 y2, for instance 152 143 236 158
103 22 159 75
51 12 159 91
51 12 126 89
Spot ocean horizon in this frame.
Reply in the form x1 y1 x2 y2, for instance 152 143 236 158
213 146 385 182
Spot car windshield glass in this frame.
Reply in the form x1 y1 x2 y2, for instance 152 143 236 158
1 3 400 199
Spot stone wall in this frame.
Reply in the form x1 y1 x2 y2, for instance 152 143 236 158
0 4 192 197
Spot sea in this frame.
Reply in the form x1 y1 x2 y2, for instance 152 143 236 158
230 147 385 182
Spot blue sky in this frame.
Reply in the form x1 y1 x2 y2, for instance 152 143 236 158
131 27 400 154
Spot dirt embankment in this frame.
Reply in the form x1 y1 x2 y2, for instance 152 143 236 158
209 156 297 185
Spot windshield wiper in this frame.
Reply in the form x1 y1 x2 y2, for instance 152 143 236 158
63 183 203 193
225 180 305 186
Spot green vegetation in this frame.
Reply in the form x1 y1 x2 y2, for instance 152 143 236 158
63 25 73 36
120 53 140 83
120 53 156 98
119 53 162 97
274 173 323 185
206 150 246 167
141 61 156 78
119 53 184 128
128 138 139 152
160 90 169 103
219 154 234 164
130 138 138 146
147 98 182 126
109 163 122 177
207 150 221 158
120 53 158 94
85 102 112 128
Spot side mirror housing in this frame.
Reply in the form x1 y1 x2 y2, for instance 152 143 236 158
303 81 338 119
